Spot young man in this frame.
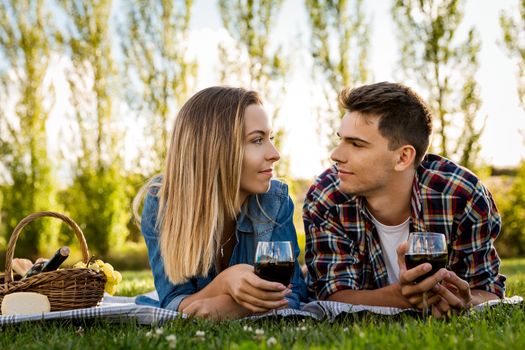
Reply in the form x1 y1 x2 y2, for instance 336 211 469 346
303 82 505 318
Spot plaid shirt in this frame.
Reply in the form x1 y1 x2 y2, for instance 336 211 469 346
303 154 506 300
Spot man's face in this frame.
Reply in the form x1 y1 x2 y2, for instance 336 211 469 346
330 111 398 196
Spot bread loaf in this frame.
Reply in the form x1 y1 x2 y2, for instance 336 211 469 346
1 292 51 315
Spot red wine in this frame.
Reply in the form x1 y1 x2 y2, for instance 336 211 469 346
405 253 448 283
254 261 294 286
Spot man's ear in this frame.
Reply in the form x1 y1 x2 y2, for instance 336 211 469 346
394 145 416 171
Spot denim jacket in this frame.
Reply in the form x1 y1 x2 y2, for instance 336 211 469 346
138 179 307 311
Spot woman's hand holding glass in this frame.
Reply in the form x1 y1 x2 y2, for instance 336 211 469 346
219 264 291 313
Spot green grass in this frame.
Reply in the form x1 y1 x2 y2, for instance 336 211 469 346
0 259 524 350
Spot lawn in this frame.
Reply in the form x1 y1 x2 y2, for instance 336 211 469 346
0 259 523 349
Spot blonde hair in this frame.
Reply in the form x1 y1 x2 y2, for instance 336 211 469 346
133 87 262 284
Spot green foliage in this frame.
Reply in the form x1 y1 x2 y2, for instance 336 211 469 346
120 0 197 174
305 0 370 152
500 0 525 110
392 0 484 169
59 166 130 256
497 162 525 257
218 0 290 177
0 0 61 258
51 0 131 257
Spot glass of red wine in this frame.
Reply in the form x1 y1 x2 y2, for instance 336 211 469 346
254 241 294 286
405 232 448 318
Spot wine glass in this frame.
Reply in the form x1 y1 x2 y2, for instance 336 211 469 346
254 241 294 286
405 232 448 318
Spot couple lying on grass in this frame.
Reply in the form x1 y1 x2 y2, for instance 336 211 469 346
132 83 505 321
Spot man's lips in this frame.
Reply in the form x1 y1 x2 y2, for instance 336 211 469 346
337 169 354 175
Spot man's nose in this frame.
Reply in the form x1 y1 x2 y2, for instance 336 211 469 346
330 142 345 164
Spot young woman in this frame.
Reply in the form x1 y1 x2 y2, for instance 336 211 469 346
133 86 306 320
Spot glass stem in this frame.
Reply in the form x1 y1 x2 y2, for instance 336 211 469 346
422 291 429 319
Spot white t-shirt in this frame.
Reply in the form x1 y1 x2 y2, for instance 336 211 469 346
369 214 410 284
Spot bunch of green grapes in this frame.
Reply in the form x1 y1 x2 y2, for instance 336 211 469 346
73 259 122 295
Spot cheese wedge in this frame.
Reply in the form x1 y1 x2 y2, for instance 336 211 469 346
1 292 51 315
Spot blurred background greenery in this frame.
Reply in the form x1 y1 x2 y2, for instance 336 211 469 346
1 0 525 271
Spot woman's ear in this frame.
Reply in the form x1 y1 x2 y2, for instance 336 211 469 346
394 145 416 171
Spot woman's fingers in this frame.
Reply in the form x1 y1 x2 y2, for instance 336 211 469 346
235 288 289 310
247 273 288 292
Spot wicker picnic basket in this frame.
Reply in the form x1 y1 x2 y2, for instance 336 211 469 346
0 211 106 313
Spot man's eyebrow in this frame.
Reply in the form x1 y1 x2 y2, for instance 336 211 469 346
336 132 370 144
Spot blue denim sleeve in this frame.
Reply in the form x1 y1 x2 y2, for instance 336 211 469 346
141 190 197 311
272 195 307 309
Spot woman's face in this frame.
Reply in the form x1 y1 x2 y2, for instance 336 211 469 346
238 104 280 204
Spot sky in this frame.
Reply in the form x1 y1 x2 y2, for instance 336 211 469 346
185 0 525 179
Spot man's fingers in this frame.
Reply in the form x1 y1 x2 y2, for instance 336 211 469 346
432 299 449 319
442 271 472 302
432 283 468 309
410 294 441 309
441 282 459 295
399 263 432 284
401 268 449 295
396 241 408 272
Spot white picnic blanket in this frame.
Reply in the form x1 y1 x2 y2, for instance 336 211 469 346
0 293 182 326
0 293 522 325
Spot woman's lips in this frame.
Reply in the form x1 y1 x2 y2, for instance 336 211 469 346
259 169 273 177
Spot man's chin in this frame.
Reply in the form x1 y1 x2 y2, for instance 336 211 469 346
337 181 360 195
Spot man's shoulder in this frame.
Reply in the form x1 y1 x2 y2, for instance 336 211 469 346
418 154 484 197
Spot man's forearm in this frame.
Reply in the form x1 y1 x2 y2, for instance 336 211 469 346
471 289 500 306
327 283 412 308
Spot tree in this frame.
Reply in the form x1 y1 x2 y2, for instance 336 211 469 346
305 0 370 152
500 0 525 110
496 162 525 257
218 0 290 176
120 0 197 174
0 0 60 258
499 1 525 257
392 0 485 168
57 0 129 255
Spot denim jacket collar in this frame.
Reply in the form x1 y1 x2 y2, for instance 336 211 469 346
236 193 280 242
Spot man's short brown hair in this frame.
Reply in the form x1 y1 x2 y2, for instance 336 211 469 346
339 82 433 165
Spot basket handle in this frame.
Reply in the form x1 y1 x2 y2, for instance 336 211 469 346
4 211 91 284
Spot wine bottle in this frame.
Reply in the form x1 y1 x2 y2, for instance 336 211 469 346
22 261 45 279
24 246 70 278
41 246 70 272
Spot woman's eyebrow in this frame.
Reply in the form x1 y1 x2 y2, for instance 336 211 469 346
246 130 267 136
